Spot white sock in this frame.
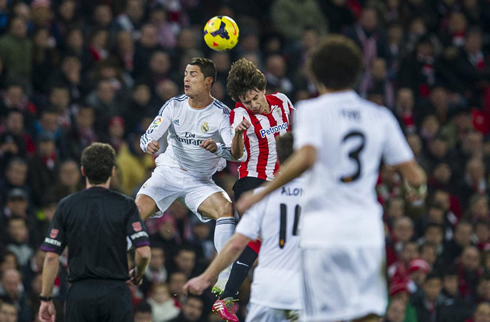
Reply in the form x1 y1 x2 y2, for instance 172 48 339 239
214 217 235 253
215 217 235 282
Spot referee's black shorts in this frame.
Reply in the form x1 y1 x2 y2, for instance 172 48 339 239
233 177 267 202
65 279 132 322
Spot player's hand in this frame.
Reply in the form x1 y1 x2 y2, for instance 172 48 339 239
183 275 211 295
235 117 251 135
200 139 218 153
39 300 56 322
236 190 263 215
146 140 160 154
127 267 144 286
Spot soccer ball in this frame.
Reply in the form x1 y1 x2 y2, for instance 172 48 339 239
203 16 239 51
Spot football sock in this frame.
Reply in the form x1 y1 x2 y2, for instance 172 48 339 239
220 244 259 299
214 216 235 253
215 216 236 282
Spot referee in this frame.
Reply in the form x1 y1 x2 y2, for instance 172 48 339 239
38 143 151 322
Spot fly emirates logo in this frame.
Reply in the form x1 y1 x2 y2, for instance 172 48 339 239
259 122 288 138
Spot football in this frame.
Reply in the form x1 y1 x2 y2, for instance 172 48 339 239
203 16 239 51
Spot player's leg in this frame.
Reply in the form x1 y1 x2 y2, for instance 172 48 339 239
135 194 158 220
197 191 235 254
135 166 182 220
219 177 265 299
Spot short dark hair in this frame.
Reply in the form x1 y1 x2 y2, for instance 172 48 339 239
309 35 363 90
226 58 267 102
80 143 116 184
189 57 217 86
276 133 293 164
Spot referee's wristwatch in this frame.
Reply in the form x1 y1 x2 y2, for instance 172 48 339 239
39 295 53 302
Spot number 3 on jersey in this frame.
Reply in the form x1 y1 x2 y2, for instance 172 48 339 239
279 204 301 248
340 131 366 183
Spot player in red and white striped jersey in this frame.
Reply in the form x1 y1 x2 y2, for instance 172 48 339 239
211 58 294 321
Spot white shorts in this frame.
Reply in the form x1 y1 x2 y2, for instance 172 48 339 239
247 303 300 322
137 165 228 222
300 245 387 322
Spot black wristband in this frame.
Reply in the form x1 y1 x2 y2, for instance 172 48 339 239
39 295 53 302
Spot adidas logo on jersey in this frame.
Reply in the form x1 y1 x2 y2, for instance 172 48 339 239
173 119 180 125
259 123 288 138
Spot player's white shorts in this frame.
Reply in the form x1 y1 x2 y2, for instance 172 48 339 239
137 165 229 222
300 245 387 322
247 303 300 322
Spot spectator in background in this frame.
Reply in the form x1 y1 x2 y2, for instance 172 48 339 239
469 302 490 322
140 246 168 296
169 294 203 322
271 0 327 42
442 221 473 266
148 283 180 322
47 159 83 202
66 105 97 161
0 269 31 322
167 271 187 308
0 301 18 322
412 273 444 322
116 133 154 195
28 132 59 207
134 301 153 322
6 216 33 266
384 298 406 322
457 246 483 302
0 16 32 84
132 23 162 79
0 158 30 205
124 84 153 135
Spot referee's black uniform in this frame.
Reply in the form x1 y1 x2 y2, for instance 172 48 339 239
40 187 150 322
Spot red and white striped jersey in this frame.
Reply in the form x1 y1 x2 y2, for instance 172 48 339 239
230 92 293 181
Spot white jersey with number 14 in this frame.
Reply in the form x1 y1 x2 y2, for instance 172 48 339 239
236 178 304 310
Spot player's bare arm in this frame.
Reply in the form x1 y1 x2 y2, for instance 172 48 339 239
183 233 251 295
231 117 251 159
236 145 317 215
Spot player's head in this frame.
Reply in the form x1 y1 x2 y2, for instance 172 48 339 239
308 35 363 91
81 142 116 185
276 132 293 165
226 58 268 114
184 57 216 98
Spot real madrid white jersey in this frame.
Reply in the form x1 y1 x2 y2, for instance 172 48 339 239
235 178 303 310
140 95 234 179
294 90 414 247
231 93 293 181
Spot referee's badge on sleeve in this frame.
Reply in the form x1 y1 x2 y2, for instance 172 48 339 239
132 222 142 232
50 229 59 238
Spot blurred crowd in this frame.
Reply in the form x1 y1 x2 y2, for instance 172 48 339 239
1 0 490 321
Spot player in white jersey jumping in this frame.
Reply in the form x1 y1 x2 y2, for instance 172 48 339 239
184 133 302 322
211 58 294 321
237 35 427 322
137 57 246 284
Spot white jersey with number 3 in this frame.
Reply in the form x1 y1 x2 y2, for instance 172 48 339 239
294 90 414 248
235 178 304 310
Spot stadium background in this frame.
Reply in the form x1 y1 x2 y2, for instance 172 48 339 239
1 0 490 321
